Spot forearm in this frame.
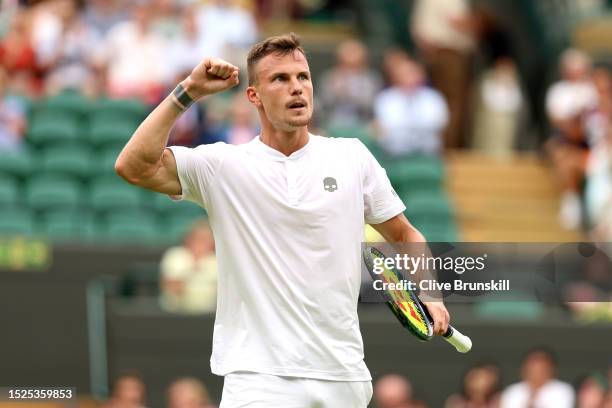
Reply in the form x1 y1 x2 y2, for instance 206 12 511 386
115 84 187 182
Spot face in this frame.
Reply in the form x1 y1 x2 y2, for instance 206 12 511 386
388 59 424 90
247 50 314 132
114 377 145 404
522 353 554 386
337 40 367 70
168 383 204 408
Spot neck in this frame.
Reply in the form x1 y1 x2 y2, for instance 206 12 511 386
260 124 309 156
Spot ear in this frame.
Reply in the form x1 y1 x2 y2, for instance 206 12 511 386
246 86 262 108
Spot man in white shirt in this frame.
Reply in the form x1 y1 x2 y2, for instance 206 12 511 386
374 54 448 156
115 33 450 407
500 348 575 408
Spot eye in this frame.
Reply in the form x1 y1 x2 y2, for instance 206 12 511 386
273 75 286 82
298 73 309 80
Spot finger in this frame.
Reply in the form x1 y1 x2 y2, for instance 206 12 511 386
439 311 449 335
433 315 443 335
219 63 234 79
228 70 240 85
208 63 221 77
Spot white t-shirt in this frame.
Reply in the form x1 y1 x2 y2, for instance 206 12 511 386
500 380 575 408
168 134 405 381
546 80 598 121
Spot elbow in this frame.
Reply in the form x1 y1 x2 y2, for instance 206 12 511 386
114 155 139 185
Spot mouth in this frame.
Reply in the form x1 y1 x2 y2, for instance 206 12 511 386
287 100 307 110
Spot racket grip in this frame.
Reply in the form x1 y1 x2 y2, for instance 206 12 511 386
442 326 472 353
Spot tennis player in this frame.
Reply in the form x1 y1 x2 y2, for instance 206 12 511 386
115 33 450 408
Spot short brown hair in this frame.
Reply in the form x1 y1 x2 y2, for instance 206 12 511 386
247 32 306 85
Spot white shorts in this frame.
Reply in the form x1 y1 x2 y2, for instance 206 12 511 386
219 372 373 408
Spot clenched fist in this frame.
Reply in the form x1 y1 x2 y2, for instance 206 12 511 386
182 57 240 100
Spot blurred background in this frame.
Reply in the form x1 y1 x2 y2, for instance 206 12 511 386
0 0 611 407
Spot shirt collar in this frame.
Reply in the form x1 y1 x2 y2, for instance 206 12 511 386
247 134 313 161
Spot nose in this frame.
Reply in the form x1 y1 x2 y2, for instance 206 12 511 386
289 77 303 96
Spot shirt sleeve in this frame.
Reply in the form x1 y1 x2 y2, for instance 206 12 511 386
355 139 406 224
167 142 228 210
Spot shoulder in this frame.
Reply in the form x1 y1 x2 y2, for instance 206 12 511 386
312 134 366 154
421 86 445 103
547 81 569 97
376 87 398 101
170 142 235 163
192 141 236 154
501 382 526 398
545 380 574 393
161 246 192 266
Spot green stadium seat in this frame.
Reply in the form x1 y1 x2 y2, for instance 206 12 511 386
0 149 34 178
404 193 454 226
27 116 82 146
37 145 92 179
91 98 147 124
88 118 137 149
89 177 143 212
25 176 83 211
327 125 372 140
0 208 35 235
98 147 122 176
151 191 204 216
38 210 96 241
384 156 444 197
475 301 544 320
41 90 91 118
102 211 160 243
0 177 19 207
414 221 459 242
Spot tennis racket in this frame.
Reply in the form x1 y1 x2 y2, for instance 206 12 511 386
363 246 472 353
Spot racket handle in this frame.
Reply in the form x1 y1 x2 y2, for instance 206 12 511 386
442 326 472 353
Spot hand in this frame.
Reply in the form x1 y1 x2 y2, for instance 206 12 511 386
182 57 240 100
422 301 450 335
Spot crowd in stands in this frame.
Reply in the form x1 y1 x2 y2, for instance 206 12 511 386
0 0 610 238
102 372 215 408
99 348 611 407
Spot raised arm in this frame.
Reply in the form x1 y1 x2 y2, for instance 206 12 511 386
114 58 240 194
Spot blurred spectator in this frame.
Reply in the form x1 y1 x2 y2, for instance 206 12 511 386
584 67 612 232
411 0 476 148
471 57 524 157
576 373 607 408
160 219 217 313
100 1 167 104
195 0 257 66
373 373 413 408
102 371 147 408
207 93 258 145
165 6 210 85
444 363 500 408
0 8 38 96
167 377 214 408
373 52 448 157
43 0 103 96
152 0 182 40
545 49 598 230
317 39 382 128
83 0 128 36
500 348 574 408
0 67 27 151
164 7 210 148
